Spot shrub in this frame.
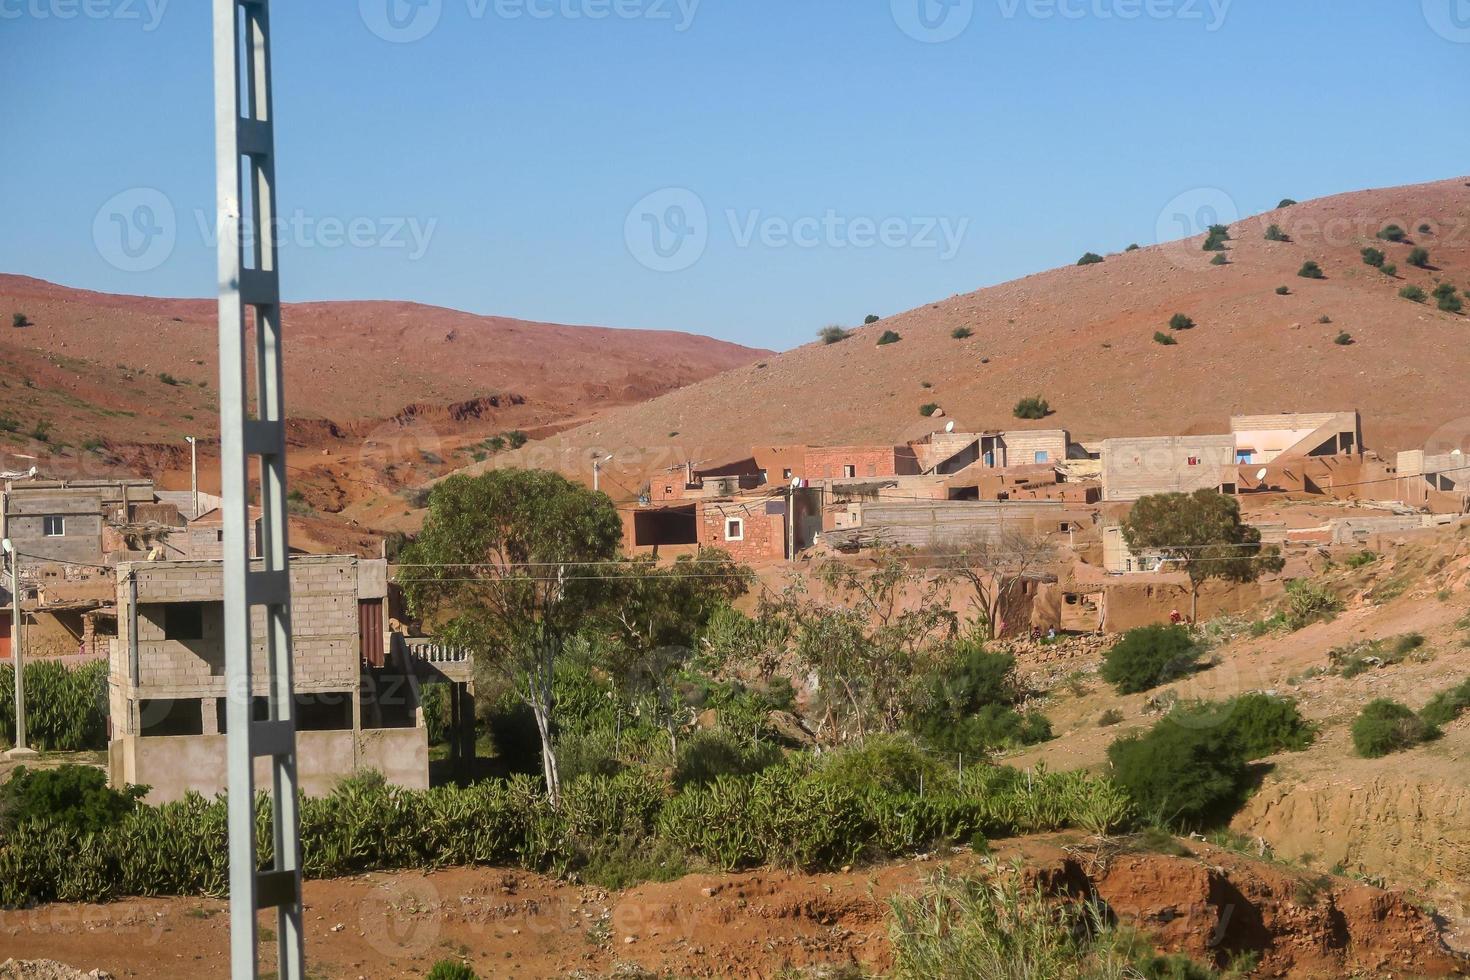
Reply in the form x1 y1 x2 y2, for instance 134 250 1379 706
1419 679 1470 728
1013 396 1050 420
1107 722 1250 828
1344 549 1378 568
1210 253 1229 266
1201 224 1230 251
1168 693 1315 760
1297 261 1324 279
1275 285 1290 295
0 766 146 835
1153 331 1178 346
1378 224 1407 243
1278 198 1297 208
158 372 180 386
673 729 782 788
0 660 109 751
1418 223 1432 234
1099 625 1202 695
1399 285 1426 303
951 326 974 339
1126 243 1141 251
1097 708 1124 727
1361 247 1385 268
505 430 528 449
877 329 902 346
1334 332 1353 346
864 314 880 324
1434 283 1463 314
1407 247 1431 268
1281 578 1340 630
0 417 17 434
919 403 940 417
1077 252 1105 265
10 313 27 328
818 325 851 345
1317 314 1332 324
1351 699 1438 758
819 734 947 795
28 421 51 443
1381 263 1397 277
1264 224 1289 242
1169 313 1195 331
426 962 479 980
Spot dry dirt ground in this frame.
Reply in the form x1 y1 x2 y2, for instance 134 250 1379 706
1005 520 1470 937
0 836 1461 980
531 176 1470 497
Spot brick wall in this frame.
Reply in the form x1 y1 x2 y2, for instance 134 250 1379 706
699 500 785 561
113 557 368 707
805 446 918 481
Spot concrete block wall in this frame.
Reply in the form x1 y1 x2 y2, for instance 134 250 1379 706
1100 435 1236 502
699 500 784 561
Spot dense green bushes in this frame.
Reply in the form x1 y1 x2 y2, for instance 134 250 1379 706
0 660 108 751
426 961 479 980
1106 723 1250 829
1419 678 1470 728
0 759 1132 908
0 766 146 835
1167 693 1315 760
1099 625 1201 695
1013 396 1050 420
1351 699 1438 758
910 644 1053 755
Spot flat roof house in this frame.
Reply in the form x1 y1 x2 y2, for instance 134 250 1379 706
1100 434 1237 502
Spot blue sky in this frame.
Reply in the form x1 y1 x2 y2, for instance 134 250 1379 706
2 0 1468 351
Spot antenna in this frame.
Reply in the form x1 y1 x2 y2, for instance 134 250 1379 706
944 420 956 433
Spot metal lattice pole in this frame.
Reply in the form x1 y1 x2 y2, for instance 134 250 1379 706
213 0 304 976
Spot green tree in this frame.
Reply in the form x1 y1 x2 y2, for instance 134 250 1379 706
936 529 1055 641
1077 252 1105 265
598 549 752 754
398 469 623 804
1122 490 1283 621
1360 246 1385 268
1407 247 1431 269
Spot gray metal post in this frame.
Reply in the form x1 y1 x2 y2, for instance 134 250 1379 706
8 551 29 756
214 1 305 977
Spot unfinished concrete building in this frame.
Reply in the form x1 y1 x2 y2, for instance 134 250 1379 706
1394 450 1470 514
1100 434 1237 502
107 555 436 802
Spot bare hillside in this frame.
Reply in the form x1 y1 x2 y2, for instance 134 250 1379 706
541 177 1470 491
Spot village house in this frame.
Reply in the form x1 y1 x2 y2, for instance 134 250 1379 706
624 488 822 562
1394 449 1470 514
107 555 440 802
1100 434 1238 502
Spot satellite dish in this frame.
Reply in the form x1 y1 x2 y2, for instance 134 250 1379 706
944 420 956 433
790 477 802 489
1255 468 1268 481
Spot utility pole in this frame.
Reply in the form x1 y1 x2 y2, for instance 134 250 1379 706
3 538 32 759
593 454 612 494
214 1 305 976
185 436 199 518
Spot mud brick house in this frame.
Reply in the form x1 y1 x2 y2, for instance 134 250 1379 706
107 555 431 802
751 444 921 483
624 489 822 561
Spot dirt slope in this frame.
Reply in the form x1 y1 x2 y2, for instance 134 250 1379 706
539 176 1470 492
1 838 1457 979
0 274 768 447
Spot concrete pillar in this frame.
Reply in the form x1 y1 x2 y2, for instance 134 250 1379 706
202 697 220 736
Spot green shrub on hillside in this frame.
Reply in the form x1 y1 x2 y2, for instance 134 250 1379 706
864 314 881 325
1399 284 1426 303
1378 224 1407 243
1264 224 1289 242
1277 198 1297 208
426 962 479 980
1107 722 1251 829
951 326 974 339
1380 263 1397 277
1419 679 1470 728
1169 314 1195 331
818 734 947 795
1210 253 1230 266
1077 252 1105 265
10 313 27 329
1202 225 1230 251
1013 395 1050 420
818 325 851 345
877 329 903 346
1351 699 1438 758
919 403 940 417
1275 285 1290 295
1168 693 1315 760
673 728 782 788
1153 331 1178 346
1297 261 1324 279
1360 247 1385 268
1334 332 1354 346
1407 247 1431 269
1433 283 1463 314
1099 625 1202 695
